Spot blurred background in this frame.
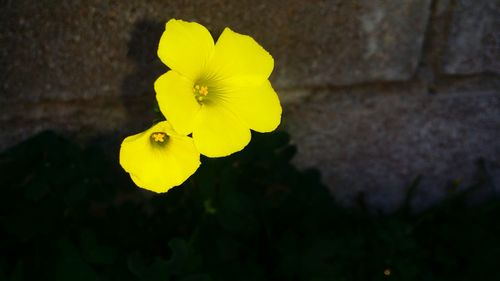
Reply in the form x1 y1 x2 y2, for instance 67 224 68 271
1 0 500 280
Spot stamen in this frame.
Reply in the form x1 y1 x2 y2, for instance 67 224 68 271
199 86 208 96
150 132 167 143
193 84 209 102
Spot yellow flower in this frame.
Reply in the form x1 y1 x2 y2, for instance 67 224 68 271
119 121 200 193
155 19 282 157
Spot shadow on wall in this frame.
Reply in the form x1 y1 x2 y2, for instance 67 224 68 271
120 20 166 133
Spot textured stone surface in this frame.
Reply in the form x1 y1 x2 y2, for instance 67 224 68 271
0 0 432 99
1 0 499 211
0 0 432 150
442 0 500 75
0 97 137 151
284 80 500 212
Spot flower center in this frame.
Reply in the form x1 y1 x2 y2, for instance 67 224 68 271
193 84 209 102
150 132 168 146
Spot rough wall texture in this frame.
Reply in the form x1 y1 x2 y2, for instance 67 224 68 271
285 78 500 212
443 0 500 75
1 0 499 211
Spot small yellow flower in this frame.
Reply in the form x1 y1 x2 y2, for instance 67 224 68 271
119 121 200 193
155 19 282 157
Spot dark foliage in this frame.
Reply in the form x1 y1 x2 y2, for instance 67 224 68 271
0 131 499 281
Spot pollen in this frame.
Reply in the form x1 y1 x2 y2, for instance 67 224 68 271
199 86 208 96
193 84 209 101
151 132 167 143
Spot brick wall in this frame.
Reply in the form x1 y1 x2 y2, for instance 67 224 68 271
1 0 499 211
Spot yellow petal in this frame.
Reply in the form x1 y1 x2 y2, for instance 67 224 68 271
157 19 214 80
205 27 274 86
155 71 201 135
220 80 281 133
119 121 200 193
192 104 251 157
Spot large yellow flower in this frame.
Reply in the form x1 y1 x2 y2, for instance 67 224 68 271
154 19 282 157
119 121 200 193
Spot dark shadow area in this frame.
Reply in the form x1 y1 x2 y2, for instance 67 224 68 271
1 130 499 281
120 20 166 133
86 20 168 180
